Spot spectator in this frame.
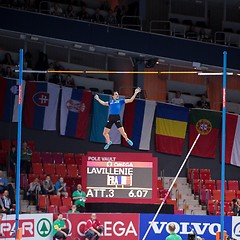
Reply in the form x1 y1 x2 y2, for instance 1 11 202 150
52 213 69 239
50 3 63 16
232 198 240 216
84 213 104 240
65 74 75 87
0 64 5 76
27 178 41 205
0 190 15 214
8 145 17 177
35 52 48 81
72 184 86 212
68 204 79 213
77 6 90 21
92 8 104 23
171 91 184 106
0 213 5 236
186 26 198 40
0 171 8 194
4 66 15 78
100 0 111 11
24 51 33 68
42 175 55 195
196 94 210 109
21 141 32 174
55 177 68 198
66 5 75 18
2 53 15 65
106 9 117 25
166 223 182 240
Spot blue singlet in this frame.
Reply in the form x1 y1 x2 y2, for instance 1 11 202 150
108 99 125 115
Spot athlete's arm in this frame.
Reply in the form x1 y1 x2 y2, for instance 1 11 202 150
94 94 109 106
125 87 141 104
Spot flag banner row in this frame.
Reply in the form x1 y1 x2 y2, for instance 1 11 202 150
1 78 240 164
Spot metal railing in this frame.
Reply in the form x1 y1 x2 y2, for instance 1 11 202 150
121 16 142 31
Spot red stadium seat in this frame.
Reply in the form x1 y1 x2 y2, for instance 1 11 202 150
207 200 217 215
59 205 70 214
31 151 42 163
199 169 211 181
216 180 227 190
67 164 79 177
212 190 221 201
51 175 60 184
32 163 43 175
55 164 67 176
187 168 199 184
28 173 39 183
0 140 12 151
75 153 84 165
228 180 239 191
62 197 72 208
48 205 58 214
192 179 203 195
38 195 49 212
52 152 63 164
204 179 215 192
64 153 75 164
50 195 61 207
27 140 35 152
225 190 236 202
0 150 7 165
41 152 53 163
43 163 55 175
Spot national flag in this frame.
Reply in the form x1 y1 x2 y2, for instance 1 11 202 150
189 108 221 158
23 82 60 130
60 87 92 139
224 113 240 167
123 99 156 150
90 94 124 144
117 176 132 186
155 103 189 155
0 77 26 122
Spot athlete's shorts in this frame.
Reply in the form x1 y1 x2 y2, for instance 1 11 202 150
105 114 122 129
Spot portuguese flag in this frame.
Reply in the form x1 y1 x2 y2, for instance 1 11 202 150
189 109 221 158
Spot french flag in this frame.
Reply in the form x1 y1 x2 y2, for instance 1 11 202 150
0 77 25 122
23 82 60 130
60 87 92 139
123 99 156 150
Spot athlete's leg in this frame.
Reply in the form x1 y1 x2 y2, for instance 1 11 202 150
103 127 111 144
118 127 133 146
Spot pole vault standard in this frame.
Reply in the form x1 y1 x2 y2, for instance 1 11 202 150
142 133 201 240
15 49 23 239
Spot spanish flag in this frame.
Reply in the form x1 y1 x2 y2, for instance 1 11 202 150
155 103 189 155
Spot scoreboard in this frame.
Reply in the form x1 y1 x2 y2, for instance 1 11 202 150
81 152 158 204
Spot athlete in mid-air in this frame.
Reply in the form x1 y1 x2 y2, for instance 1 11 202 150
94 87 141 150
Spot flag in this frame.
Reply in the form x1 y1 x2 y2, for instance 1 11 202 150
155 103 189 155
90 94 124 144
0 77 25 122
60 87 92 139
123 99 156 150
23 82 60 130
224 113 240 167
117 176 132 186
189 109 221 158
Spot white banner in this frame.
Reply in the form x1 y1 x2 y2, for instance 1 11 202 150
1 213 53 239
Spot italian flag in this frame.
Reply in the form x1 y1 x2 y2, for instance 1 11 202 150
224 113 240 166
189 109 221 158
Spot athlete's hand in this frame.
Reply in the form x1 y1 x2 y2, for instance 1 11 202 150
94 94 99 101
135 87 141 94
